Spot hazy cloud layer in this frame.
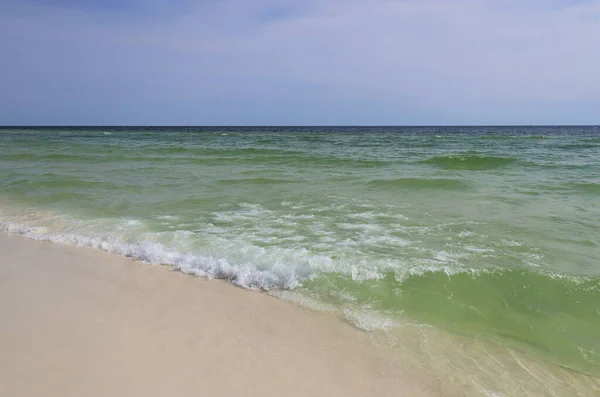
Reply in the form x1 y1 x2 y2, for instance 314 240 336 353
1 0 599 125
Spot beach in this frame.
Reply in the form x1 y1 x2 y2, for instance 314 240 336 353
0 232 434 397
2 0 599 391
1 126 599 396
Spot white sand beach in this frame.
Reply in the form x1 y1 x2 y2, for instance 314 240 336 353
0 232 434 397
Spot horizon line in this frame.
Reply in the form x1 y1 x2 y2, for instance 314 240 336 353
1 125 599 128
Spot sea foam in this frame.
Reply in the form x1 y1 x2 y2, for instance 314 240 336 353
1 220 310 290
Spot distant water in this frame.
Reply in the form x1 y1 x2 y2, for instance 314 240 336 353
1 126 599 395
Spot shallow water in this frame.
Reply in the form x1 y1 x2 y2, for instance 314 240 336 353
1 126 599 395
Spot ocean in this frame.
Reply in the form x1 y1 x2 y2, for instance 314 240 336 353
1 126 599 395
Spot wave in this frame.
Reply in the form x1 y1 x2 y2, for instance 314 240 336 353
211 154 389 168
0 152 165 164
554 143 599 150
564 182 600 194
421 154 516 170
2 177 111 189
217 177 298 185
1 153 86 161
306 268 600 375
1 221 309 290
71 153 389 169
2 206 598 375
542 182 600 195
152 147 300 156
2 147 391 170
479 135 518 140
367 177 468 190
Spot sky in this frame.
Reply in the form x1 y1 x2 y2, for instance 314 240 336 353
0 0 599 125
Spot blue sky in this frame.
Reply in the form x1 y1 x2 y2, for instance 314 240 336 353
0 0 599 125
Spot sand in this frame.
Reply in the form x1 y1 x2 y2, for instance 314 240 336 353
0 232 434 397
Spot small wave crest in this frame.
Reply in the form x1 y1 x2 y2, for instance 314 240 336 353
554 143 598 150
421 154 516 170
367 177 468 190
217 177 298 185
566 182 600 194
540 182 600 195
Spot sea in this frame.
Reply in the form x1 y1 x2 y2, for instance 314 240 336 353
1 126 599 396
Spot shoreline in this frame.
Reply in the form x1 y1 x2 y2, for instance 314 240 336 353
0 231 435 397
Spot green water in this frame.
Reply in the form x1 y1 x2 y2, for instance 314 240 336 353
1 126 599 393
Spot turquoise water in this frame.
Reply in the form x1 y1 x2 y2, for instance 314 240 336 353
1 126 599 394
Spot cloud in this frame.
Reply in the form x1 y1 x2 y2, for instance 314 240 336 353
0 0 599 125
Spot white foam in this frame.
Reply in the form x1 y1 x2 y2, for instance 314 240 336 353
345 211 409 221
463 245 494 253
269 290 336 312
281 214 315 220
2 221 310 290
3 208 558 318
393 260 482 283
337 222 382 231
156 215 178 220
500 239 522 247
343 309 399 331
359 234 411 247
350 264 385 281
434 250 460 263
